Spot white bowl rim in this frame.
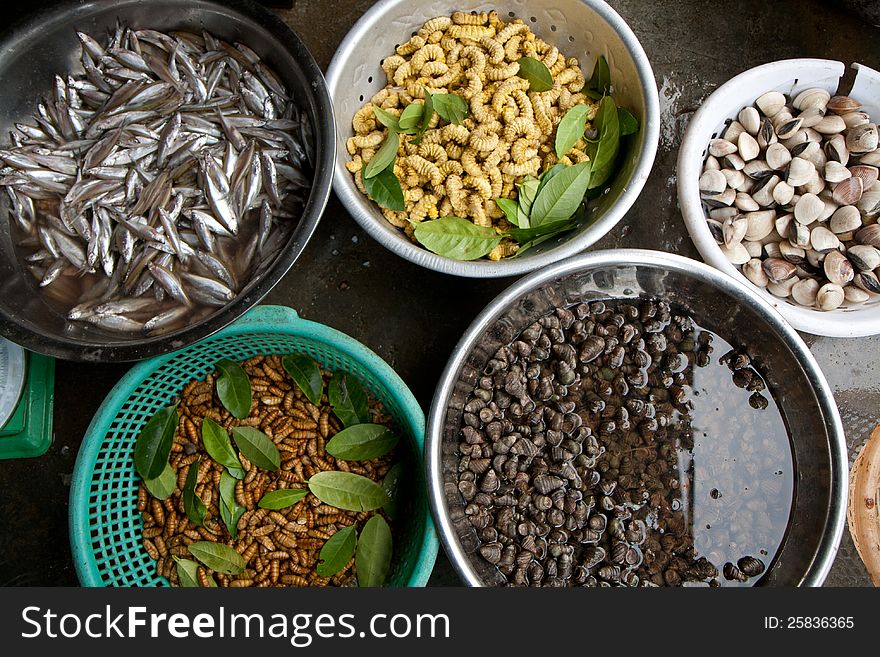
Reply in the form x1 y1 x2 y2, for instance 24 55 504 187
327 0 661 278
678 57 880 338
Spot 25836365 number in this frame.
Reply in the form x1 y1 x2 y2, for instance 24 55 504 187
787 617 854 629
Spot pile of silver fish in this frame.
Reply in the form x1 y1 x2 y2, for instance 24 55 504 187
0 22 312 334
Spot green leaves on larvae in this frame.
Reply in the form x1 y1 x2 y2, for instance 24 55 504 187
516 56 554 92
328 372 370 427
133 404 178 480
282 353 324 406
411 216 502 260
361 88 468 210
215 359 251 419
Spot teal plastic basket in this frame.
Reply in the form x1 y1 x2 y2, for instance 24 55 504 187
70 305 438 587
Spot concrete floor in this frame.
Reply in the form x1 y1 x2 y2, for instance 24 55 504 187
0 0 877 586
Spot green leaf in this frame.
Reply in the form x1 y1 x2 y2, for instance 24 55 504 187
201 417 243 474
326 423 399 461
282 353 323 406
134 404 178 480
143 462 176 500
530 161 592 226
187 541 245 575
183 457 207 527
232 426 281 472
584 55 611 98
518 175 540 212
494 197 521 227
618 106 639 136
372 106 400 131
356 515 392 587
258 488 308 510
587 96 621 190
432 93 468 124
307 471 389 512
215 359 251 419
535 163 568 198
173 557 215 587
381 462 405 519
363 130 400 179
411 88 434 145
328 372 370 427
219 470 243 540
398 103 424 133
555 104 590 159
514 206 586 257
504 217 580 243
316 524 357 577
412 216 501 260
363 164 405 211
517 56 554 92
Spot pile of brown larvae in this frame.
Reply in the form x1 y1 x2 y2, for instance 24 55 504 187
346 10 594 259
138 354 396 587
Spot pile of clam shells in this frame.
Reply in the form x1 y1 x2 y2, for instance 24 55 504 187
700 88 880 310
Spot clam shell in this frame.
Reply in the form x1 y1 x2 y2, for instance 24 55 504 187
794 192 824 224
791 277 820 306
856 223 880 247
709 206 738 221
744 209 775 241
720 241 750 265
816 282 845 310
811 225 840 253
722 168 746 190
806 248 825 268
827 95 861 115
824 160 852 183
723 215 748 246
764 241 782 259
699 169 727 196
744 239 763 258
765 142 792 171
738 107 760 135
846 244 880 272
742 257 769 287
703 155 721 171
775 116 803 140
824 134 849 165
798 106 826 129
756 117 777 149
790 220 811 248
832 176 864 206
762 256 796 283
829 204 863 234
843 111 871 129
767 276 798 298
813 114 847 135
823 250 854 286
756 90 786 117
779 241 806 264
709 138 738 157
735 192 760 212
819 194 839 222
738 132 760 161
772 180 795 206
722 153 746 171
859 150 880 167
844 285 870 303
858 190 880 216
846 123 879 154
744 159 773 179
802 171 826 195
786 156 815 187
706 218 724 243
702 187 736 208
793 87 831 111
751 174 779 207
855 270 880 294
723 120 746 142
850 164 879 190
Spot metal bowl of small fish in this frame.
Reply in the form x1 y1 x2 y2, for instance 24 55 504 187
0 0 334 361
427 249 848 586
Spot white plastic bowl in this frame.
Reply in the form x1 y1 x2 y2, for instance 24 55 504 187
678 59 880 338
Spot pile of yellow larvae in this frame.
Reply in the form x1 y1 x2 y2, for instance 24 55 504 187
345 10 597 260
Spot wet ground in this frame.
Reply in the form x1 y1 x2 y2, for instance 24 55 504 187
0 0 877 586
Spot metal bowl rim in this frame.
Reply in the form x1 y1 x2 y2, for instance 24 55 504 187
326 0 661 278
0 0 336 362
426 248 848 586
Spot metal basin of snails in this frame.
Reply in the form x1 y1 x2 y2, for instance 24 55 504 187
327 0 659 278
427 250 846 586
678 59 880 337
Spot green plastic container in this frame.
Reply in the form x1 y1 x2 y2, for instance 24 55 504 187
70 305 438 587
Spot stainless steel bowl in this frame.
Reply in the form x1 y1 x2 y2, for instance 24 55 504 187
0 0 334 361
427 249 847 585
327 0 659 278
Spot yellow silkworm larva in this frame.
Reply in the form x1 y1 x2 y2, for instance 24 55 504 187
459 45 487 74
460 148 483 178
442 123 470 145
496 21 528 44
504 34 523 61
419 15 452 36
463 174 493 200
485 60 520 81
488 242 519 261
392 61 414 86
407 154 443 185
459 69 483 100
420 60 449 77
503 116 540 142
439 160 464 178
452 11 488 25
396 35 425 56
467 195 491 226
491 77 529 113
501 157 542 177
380 55 406 81
418 142 448 164
511 138 538 164
411 43 446 71
448 25 496 41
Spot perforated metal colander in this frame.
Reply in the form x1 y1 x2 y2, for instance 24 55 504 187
326 0 660 277
69 305 438 587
